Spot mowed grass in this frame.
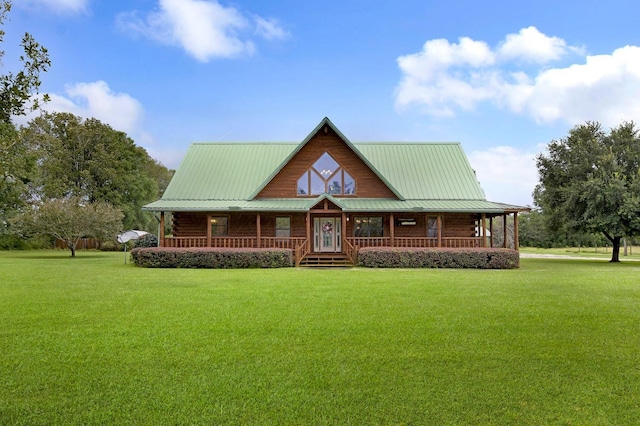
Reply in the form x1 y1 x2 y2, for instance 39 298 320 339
1 252 639 425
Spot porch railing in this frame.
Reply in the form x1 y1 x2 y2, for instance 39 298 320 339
346 237 390 248
163 236 484 250
394 237 439 248
343 238 358 265
260 237 307 249
162 237 208 248
346 236 483 249
442 237 483 248
294 239 310 267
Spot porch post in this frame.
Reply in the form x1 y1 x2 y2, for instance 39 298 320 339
489 216 494 248
514 212 520 251
503 214 508 249
256 213 261 248
342 212 347 250
481 214 487 247
437 215 442 248
160 211 165 247
306 211 311 244
206 214 212 247
389 213 395 247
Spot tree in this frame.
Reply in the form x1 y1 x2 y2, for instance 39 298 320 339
0 121 35 230
535 121 640 262
13 197 123 257
20 112 172 231
1 0 50 237
0 1 51 124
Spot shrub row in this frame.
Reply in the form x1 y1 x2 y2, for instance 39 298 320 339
358 247 520 269
130 247 293 268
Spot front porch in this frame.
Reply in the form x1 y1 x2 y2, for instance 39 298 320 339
158 210 521 267
160 235 495 267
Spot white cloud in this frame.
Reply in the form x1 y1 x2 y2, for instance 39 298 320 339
15 81 183 166
510 46 640 125
395 27 640 128
19 0 88 14
468 146 539 206
20 81 144 136
497 26 577 63
118 0 288 61
395 37 496 116
254 16 290 41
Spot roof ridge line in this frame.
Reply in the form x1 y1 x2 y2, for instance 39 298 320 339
191 141 298 145
353 141 461 145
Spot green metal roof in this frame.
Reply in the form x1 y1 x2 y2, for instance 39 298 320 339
159 143 297 201
354 143 486 200
143 196 515 213
143 118 527 213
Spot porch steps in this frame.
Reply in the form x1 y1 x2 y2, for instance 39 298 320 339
299 254 353 268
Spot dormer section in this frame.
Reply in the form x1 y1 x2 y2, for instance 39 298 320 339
255 119 399 199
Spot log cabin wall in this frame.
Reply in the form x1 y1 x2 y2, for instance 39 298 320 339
394 214 427 238
172 212 308 238
173 211 478 239
343 213 476 238
257 213 307 237
229 214 256 237
256 127 397 199
172 212 207 236
443 213 476 237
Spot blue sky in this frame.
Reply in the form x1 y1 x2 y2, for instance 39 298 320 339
6 0 640 206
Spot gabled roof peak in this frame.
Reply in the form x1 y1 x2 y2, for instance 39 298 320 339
248 117 404 200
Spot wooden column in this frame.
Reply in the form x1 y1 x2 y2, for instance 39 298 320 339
489 216 494 248
481 214 487 247
206 214 212 247
514 212 519 251
503 214 508 249
342 212 347 250
389 213 395 247
437 215 442 247
256 213 261 248
306 212 311 246
160 212 165 247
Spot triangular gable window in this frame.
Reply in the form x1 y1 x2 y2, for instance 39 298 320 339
297 152 356 196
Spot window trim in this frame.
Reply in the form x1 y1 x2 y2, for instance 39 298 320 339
296 151 356 197
427 216 437 238
275 216 291 238
353 216 384 238
210 216 229 236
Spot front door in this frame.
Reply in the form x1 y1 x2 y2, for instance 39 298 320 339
313 217 342 253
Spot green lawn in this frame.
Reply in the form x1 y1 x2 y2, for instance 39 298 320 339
1 251 639 425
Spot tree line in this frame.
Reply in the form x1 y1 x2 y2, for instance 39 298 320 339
1 1 172 255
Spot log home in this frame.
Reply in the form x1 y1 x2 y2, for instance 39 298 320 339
143 117 528 266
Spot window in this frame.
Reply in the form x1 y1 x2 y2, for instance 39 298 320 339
275 217 290 238
427 217 438 238
343 171 355 194
354 216 383 237
210 216 228 236
297 152 356 196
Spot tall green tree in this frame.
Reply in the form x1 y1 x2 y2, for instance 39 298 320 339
21 112 172 231
1 0 50 236
13 197 123 257
535 121 640 262
0 1 51 124
0 121 36 231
